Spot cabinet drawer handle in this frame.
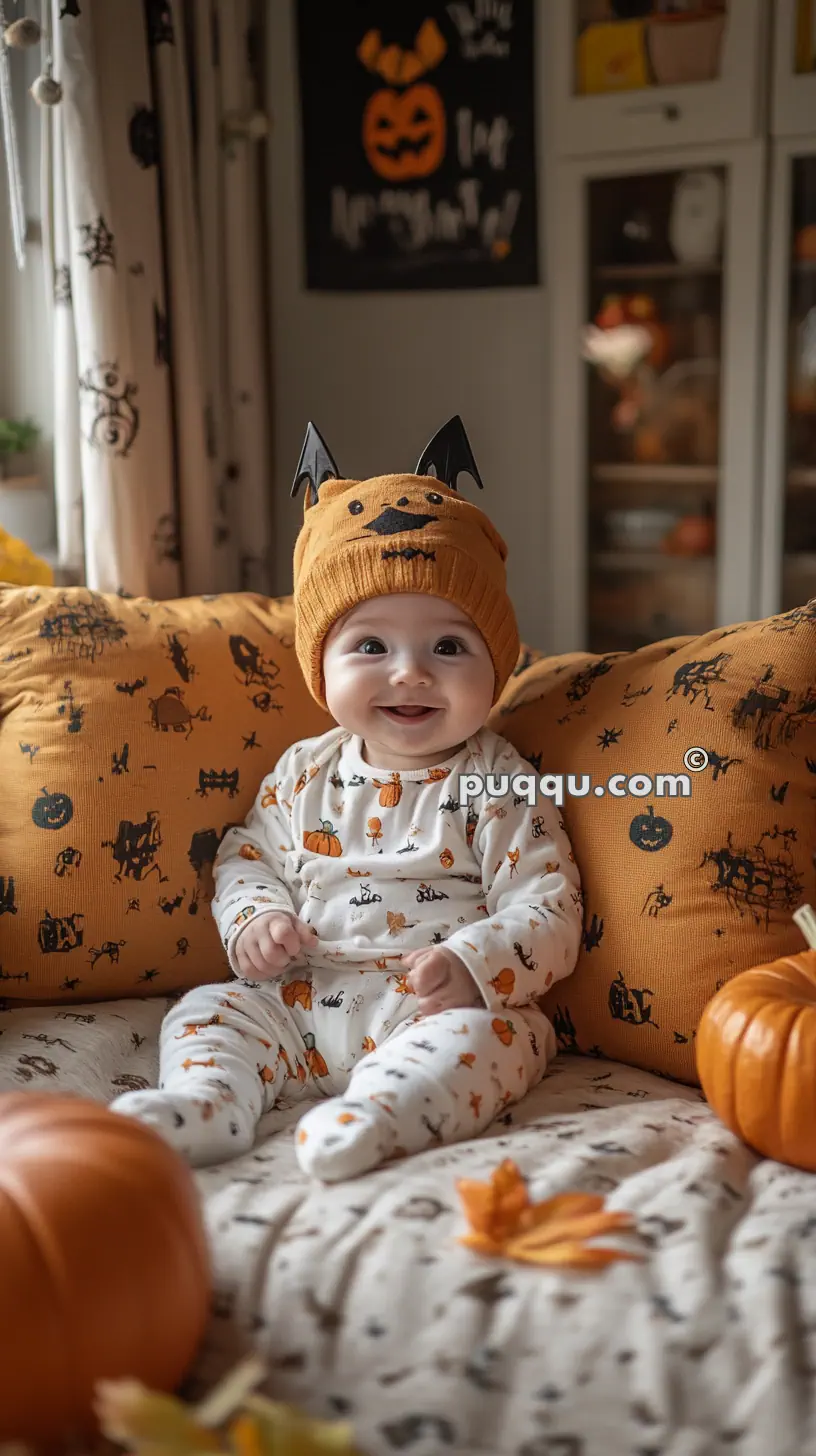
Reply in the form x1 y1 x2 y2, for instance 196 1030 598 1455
621 102 681 121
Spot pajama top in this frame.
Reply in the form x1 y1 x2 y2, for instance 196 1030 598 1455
212 727 583 1013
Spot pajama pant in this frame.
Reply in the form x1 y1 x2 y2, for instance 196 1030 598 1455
111 964 553 1182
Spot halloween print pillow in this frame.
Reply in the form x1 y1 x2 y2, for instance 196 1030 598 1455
490 601 816 1084
0 589 331 1003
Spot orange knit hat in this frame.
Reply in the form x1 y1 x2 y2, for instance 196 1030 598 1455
292 417 520 709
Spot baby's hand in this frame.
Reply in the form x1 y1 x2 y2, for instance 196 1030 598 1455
402 947 483 1017
234 910 316 981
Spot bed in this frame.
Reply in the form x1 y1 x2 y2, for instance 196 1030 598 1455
2 995 813 1456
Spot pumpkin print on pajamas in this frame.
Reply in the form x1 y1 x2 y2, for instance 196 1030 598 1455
282 979 312 1011
239 844 262 861
303 821 342 856
492 1018 517 1046
489 968 515 1002
303 1032 329 1078
373 772 402 808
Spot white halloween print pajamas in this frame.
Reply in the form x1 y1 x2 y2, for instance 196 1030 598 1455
112 727 583 1180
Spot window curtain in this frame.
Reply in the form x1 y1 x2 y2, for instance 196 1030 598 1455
41 0 272 597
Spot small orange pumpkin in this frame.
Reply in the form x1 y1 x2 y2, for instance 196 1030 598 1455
491 1016 517 1047
373 772 403 807
439 847 455 869
424 766 451 783
261 783 277 808
489 968 516 1001
697 904 816 1171
0 1093 210 1442
239 843 262 861
303 820 342 857
282 978 313 1011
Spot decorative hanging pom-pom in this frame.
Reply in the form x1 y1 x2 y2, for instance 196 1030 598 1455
30 72 63 106
3 17 42 47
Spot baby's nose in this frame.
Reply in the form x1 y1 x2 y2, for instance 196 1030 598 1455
391 653 430 684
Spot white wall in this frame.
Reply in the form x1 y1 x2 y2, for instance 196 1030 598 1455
0 43 54 545
265 2 554 650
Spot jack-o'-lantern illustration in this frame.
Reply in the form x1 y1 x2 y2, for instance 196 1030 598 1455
362 83 446 182
31 786 74 831
358 18 447 183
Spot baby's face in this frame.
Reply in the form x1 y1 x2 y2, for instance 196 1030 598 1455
323 595 494 769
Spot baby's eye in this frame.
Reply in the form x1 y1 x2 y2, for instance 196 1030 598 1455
357 638 386 655
434 637 464 656
348 500 364 515
426 491 443 505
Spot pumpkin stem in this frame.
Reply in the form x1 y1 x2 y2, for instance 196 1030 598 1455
793 903 816 951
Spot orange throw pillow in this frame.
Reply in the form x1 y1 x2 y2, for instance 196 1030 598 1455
491 602 816 1084
0 589 331 1003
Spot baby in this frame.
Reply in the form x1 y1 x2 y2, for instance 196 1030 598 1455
112 418 582 1181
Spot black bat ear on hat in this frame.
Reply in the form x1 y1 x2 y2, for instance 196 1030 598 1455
291 421 341 505
415 415 484 492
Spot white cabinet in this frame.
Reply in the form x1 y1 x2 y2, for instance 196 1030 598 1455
771 0 816 136
546 144 767 654
548 1 766 159
760 139 816 615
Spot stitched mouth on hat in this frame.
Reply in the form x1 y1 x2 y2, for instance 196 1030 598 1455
361 506 438 536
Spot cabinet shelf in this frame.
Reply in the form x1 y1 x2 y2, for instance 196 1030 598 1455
592 551 714 573
788 468 816 489
594 262 722 282
784 553 816 571
592 463 719 487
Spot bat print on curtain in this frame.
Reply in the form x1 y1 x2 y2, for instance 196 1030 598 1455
43 0 272 597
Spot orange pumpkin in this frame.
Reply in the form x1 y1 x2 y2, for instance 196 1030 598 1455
0 1093 210 1443
303 1032 329 1078
373 772 403 807
489 968 516 1001
696 904 816 1171
282 978 313 1011
261 783 277 808
439 847 455 869
303 820 342 857
239 843 262 861
362 83 446 182
491 1016 517 1047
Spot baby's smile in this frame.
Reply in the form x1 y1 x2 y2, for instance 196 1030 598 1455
377 703 439 722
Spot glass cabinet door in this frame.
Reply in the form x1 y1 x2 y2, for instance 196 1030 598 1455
583 166 725 653
780 156 816 612
772 0 816 136
550 1 763 158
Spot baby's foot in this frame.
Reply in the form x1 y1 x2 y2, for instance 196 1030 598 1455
110 1088 255 1168
295 1096 397 1182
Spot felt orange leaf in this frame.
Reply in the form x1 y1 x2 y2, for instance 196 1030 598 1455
456 1160 642 1269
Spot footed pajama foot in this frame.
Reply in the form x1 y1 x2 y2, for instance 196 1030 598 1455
110 1088 255 1168
295 1096 398 1182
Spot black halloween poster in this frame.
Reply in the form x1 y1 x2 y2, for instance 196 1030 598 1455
296 0 539 291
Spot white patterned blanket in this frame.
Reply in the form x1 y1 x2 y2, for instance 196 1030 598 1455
0 997 813 1456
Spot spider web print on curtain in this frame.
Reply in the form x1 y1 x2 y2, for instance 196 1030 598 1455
43 0 272 596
